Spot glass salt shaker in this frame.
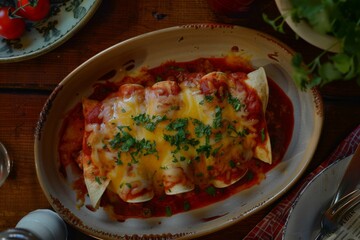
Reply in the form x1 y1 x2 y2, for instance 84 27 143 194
0 228 40 239
0 142 11 187
0 209 68 240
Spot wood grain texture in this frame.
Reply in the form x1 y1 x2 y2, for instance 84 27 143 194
0 94 50 229
0 0 359 239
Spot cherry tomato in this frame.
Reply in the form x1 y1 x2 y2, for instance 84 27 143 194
17 0 51 21
0 7 26 40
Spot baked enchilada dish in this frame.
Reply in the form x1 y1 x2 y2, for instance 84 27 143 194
59 56 293 219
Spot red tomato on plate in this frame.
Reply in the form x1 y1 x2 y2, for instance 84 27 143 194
0 7 26 40
17 0 51 21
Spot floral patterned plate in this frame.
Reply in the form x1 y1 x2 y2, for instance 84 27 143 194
0 0 102 63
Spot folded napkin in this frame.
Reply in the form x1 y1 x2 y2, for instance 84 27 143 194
244 124 360 240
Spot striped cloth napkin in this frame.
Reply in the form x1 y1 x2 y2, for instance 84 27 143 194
244 124 360 240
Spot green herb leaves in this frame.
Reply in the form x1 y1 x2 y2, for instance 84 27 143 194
290 0 333 34
132 113 167 132
192 119 212 138
265 0 360 89
205 186 217 196
109 126 158 165
163 118 200 153
106 90 250 179
95 176 107 185
109 126 134 151
228 94 244 112
212 106 223 129
262 13 286 34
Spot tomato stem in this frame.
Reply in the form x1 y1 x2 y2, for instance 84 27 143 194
8 1 32 19
8 7 23 19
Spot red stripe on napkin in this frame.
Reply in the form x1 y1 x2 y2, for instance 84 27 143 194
244 124 360 240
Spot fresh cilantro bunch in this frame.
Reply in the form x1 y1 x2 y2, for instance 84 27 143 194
264 0 360 90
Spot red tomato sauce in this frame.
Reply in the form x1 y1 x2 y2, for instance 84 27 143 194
58 57 294 220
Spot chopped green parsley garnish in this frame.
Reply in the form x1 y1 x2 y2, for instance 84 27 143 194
138 138 158 156
116 152 123 165
164 118 200 153
196 172 204 178
165 118 188 131
142 208 152 217
172 154 187 163
227 124 249 138
115 159 123 165
246 171 254 181
170 105 180 111
109 125 158 163
214 132 223 142
169 66 185 72
207 165 214 171
192 119 212 138
95 176 107 185
229 160 236 168
199 95 214 105
196 136 212 158
109 126 132 149
132 113 167 132
238 128 249 137
156 76 163 82
196 144 212 158
205 95 214 102
212 106 223 129
228 94 244 112
183 201 191 211
205 186 216 196
165 206 173 216
212 144 223 156
260 128 266 142
95 176 102 185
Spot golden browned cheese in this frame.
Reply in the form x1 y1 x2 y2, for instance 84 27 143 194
81 67 271 207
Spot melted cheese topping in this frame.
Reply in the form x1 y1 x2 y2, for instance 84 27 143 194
82 68 271 205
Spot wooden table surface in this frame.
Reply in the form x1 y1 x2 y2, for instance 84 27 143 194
1 0 359 239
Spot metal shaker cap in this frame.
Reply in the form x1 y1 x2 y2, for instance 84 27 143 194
0 228 40 240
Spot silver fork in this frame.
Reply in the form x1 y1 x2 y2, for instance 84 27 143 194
315 188 360 240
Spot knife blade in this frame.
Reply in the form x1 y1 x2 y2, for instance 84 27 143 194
332 143 360 205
